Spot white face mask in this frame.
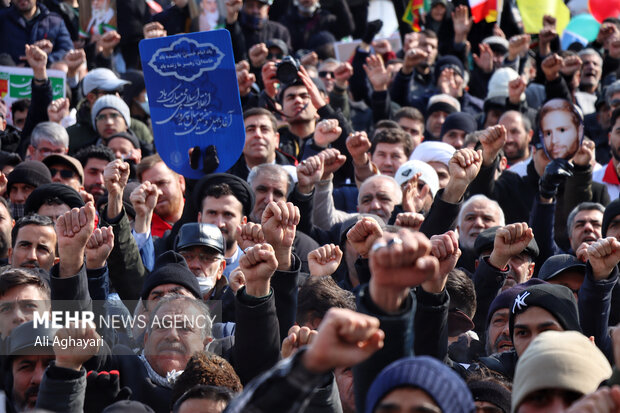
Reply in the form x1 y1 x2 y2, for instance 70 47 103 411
197 277 216 295
138 98 150 116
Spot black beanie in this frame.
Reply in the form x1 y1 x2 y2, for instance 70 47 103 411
603 198 620 237
509 283 581 341
24 183 85 215
468 380 511 413
193 173 254 218
7 161 52 193
440 112 477 138
434 55 465 82
141 251 201 301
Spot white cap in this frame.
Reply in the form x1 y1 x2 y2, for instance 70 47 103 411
486 67 520 101
82 68 131 95
410 141 455 167
394 160 440 198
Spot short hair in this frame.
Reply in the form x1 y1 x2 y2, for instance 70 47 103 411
172 385 234 413
370 128 414 157
31 122 69 149
147 296 212 342
296 276 355 326
243 107 278 133
358 175 403 205
606 80 620 106
567 202 605 235
247 164 294 196
171 352 242 406
373 119 401 133
0 197 11 220
499 110 531 134
11 214 54 248
611 107 620 129
0 267 50 300
421 29 438 40
74 145 115 167
457 195 505 228
577 48 602 66
10 99 30 118
446 268 476 318
394 107 424 124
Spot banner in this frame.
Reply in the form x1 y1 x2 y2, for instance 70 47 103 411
139 30 244 179
517 0 570 35
0 66 66 125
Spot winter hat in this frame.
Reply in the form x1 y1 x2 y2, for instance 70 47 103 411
7 160 52 194
486 67 521 103
141 251 202 301
366 356 474 413
24 183 85 215
104 131 140 149
468 380 511 413
394 160 439 198
511 330 611 413
509 283 581 341
193 173 254 218
91 95 131 130
440 112 477 138
485 279 546 328
409 141 455 166
483 36 509 54
426 94 461 117
603 198 620 237
434 55 465 81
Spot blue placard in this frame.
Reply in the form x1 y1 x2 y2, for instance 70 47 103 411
139 30 244 179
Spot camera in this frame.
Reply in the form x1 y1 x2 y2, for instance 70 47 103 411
276 56 301 84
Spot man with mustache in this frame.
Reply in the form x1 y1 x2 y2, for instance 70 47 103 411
75 145 116 203
470 223 539 344
8 214 58 272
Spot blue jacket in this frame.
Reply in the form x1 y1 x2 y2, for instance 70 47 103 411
0 3 73 65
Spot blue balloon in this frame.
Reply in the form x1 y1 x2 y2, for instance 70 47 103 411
564 14 601 42
139 30 245 180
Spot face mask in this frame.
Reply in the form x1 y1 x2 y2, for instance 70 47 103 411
197 277 216 295
137 96 150 116
293 0 320 15
240 11 266 30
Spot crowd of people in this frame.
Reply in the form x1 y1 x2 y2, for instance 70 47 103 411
2 0 620 412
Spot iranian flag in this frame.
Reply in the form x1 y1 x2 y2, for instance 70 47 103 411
469 0 498 23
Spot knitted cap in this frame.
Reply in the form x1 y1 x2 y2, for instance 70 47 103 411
440 112 477 138
91 95 131 130
7 160 52 193
141 251 202 301
434 55 465 81
509 283 581 341
105 131 140 149
511 331 611 412
486 279 546 328
468 380 511 413
603 197 620 237
394 160 439 198
366 356 474 413
486 68 520 101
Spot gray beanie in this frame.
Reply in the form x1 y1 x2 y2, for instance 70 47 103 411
91 95 131 130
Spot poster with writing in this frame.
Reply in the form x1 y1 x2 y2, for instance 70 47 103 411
139 30 244 179
0 66 66 125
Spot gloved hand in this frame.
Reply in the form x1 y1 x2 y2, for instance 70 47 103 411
539 158 573 199
362 20 383 44
84 370 133 413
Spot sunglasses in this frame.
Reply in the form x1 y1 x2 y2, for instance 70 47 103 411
267 53 284 60
49 168 76 179
319 71 335 79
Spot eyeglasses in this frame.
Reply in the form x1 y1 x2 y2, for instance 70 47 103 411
267 53 284 60
36 147 66 156
96 113 122 122
319 71 335 79
179 250 223 263
49 168 77 179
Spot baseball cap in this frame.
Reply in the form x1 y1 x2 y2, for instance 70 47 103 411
175 223 225 256
83 68 131 96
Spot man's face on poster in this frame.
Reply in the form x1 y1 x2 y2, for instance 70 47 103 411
540 100 582 161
